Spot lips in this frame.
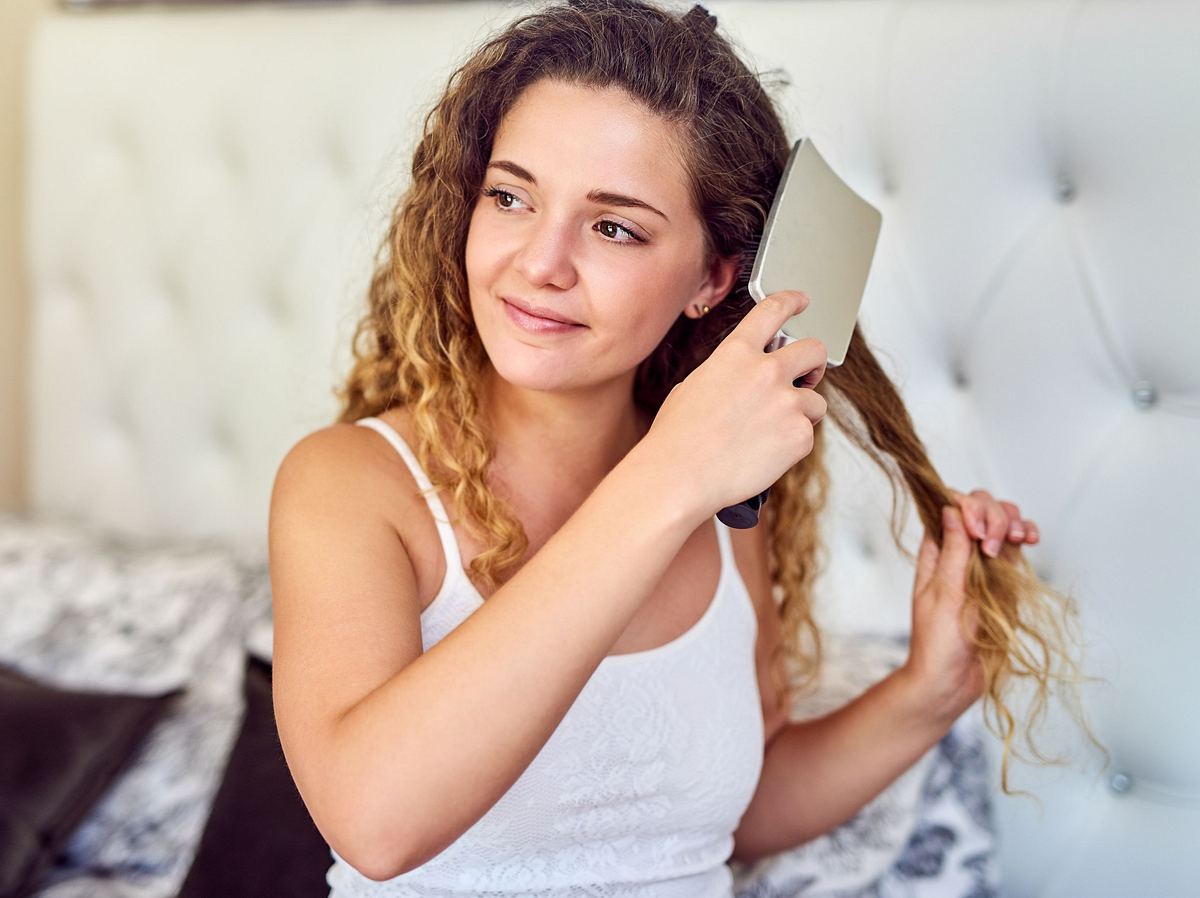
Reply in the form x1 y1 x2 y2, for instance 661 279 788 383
502 296 583 326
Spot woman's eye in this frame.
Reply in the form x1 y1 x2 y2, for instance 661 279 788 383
482 186 525 210
482 185 645 246
596 220 643 245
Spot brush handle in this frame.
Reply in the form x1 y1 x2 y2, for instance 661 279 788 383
717 486 771 529
715 329 798 529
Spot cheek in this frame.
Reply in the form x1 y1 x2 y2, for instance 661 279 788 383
618 263 690 327
594 270 689 359
464 219 501 332
464 210 493 283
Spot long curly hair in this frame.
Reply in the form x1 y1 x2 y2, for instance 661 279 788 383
334 0 1107 798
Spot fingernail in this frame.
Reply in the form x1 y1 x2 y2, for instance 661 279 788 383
1012 526 1025 539
985 539 1001 556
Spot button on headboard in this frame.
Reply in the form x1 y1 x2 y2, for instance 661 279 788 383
22 2 1200 894
25 2 513 547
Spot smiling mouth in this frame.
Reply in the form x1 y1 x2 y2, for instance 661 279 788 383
502 298 586 333
502 297 584 326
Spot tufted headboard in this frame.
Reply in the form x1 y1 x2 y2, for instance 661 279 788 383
21 1 1200 894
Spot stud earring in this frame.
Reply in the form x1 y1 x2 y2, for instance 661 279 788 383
693 304 711 317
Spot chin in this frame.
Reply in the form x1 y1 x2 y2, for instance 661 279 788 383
481 337 574 388
487 352 580 391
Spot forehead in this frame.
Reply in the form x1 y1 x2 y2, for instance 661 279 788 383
491 79 693 216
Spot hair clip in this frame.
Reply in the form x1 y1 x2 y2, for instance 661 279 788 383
684 3 718 31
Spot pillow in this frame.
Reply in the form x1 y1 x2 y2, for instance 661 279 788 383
176 653 331 898
0 662 181 898
727 631 1001 897
0 511 261 694
0 512 270 898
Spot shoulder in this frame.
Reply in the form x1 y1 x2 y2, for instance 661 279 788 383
270 411 424 541
274 422 388 499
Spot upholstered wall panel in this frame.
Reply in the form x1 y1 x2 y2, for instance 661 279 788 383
23 2 1200 894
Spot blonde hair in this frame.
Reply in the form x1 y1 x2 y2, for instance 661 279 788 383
334 0 1108 798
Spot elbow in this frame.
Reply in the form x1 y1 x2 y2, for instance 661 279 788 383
313 736 460 879
729 839 763 868
329 825 412 883
343 833 447 882
334 774 470 879
320 793 415 882
729 821 762 867
729 810 787 867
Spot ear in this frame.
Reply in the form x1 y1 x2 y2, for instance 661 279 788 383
684 251 741 319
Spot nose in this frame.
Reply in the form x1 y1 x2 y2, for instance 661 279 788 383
512 212 578 290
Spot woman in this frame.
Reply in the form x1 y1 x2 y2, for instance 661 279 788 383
268 0 1101 893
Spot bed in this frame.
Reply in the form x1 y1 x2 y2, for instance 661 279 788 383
4 1 1198 896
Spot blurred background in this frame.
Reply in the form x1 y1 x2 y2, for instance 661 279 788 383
1 0 42 513
1 2 1197 897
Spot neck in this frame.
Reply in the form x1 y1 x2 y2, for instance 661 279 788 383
481 364 653 504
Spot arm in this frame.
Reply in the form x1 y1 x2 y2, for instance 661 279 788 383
270 430 706 881
731 666 960 864
733 498 1017 864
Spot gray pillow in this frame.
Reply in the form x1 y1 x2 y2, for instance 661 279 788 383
0 512 269 898
0 662 181 898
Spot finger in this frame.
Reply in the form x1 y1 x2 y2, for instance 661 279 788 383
774 337 828 390
914 527 940 596
937 505 973 591
959 600 983 646
981 500 1010 558
800 389 828 427
741 290 811 352
999 500 1025 541
1023 519 1040 544
952 491 987 540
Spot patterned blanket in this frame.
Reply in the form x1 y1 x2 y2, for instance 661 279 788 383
0 512 1000 897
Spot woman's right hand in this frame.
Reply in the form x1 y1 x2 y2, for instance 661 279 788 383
642 290 829 520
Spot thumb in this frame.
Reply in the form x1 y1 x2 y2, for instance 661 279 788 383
936 505 973 591
914 528 940 596
737 291 811 351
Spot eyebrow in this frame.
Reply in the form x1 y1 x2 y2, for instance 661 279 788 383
486 159 670 223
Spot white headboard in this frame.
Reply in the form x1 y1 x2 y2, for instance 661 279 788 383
23 1 1200 894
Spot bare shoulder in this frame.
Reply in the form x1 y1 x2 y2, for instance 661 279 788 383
268 417 428 821
272 415 427 541
273 418 407 504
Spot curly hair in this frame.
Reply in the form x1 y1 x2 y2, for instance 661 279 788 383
333 0 1107 799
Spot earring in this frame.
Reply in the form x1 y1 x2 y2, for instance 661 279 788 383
693 304 711 317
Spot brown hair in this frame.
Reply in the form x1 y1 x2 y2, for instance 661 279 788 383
334 0 1107 798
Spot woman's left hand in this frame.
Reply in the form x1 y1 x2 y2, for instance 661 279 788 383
948 487 1039 556
902 489 1038 722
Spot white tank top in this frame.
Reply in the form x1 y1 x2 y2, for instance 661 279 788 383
326 416 765 898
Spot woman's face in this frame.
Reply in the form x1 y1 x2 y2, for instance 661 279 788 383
465 78 732 394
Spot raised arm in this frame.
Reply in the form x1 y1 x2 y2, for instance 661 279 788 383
269 291 824 881
269 425 703 880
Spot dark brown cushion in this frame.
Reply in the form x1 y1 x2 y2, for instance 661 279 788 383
0 663 181 898
176 653 331 898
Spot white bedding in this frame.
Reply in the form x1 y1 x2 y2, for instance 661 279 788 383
0 511 997 897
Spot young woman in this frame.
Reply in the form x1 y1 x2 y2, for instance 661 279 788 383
268 0 1099 893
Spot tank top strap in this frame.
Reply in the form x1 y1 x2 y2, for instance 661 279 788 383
712 514 736 564
711 514 760 632
354 416 464 572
